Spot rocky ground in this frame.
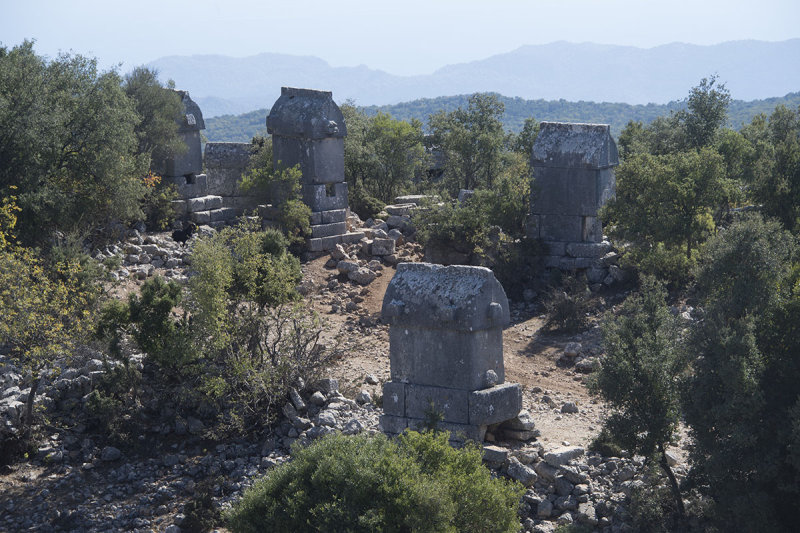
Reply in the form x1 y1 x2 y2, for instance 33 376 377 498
0 215 692 532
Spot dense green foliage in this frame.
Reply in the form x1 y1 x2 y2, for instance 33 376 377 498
0 42 183 244
204 93 800 143
240 136 311 247
225 430 524 533
603 78 743 284
97 221 323 433
122 66 184 165
205 107 269 142
429 93 507 193
590 277 687 515
0 195 97 434
340 104 427 204
0 42 146 243
683 213 799 530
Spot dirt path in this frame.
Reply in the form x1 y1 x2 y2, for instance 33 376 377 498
304 256 606 450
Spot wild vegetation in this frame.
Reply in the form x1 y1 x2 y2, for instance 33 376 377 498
1 39 799 532
204 91 800 143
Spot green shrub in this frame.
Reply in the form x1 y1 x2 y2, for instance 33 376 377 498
544 276 591 333
619 242 693 289
225 431 523 533
415 200 490 259
141 175 178 231
492 237 546 300
97 276 196 375
589 427 624 458
350 187 386 220
466 171 530 238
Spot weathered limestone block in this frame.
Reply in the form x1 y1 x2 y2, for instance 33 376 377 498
310 209 347 225
267 87 347 140
370 238 395 256
303 182 349 212
469 383 523 426
382 263 510 334
164 174 209 200
311 222 348 238
404 384 470 424
273 137 345 184
388 328 504 391
380 263 523 442
204 142 252 197
381 382 406 417
155 91 206 178
529 122 618 252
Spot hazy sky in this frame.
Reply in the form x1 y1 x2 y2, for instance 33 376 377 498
2 0 798 76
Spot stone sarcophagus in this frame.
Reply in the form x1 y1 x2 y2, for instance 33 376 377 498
528 122 619 270
157 90 206 179
267 88 362 251
379 263 522 442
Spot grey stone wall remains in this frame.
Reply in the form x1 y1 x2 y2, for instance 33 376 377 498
379 263 522 442
528 122 618 272
203 142 261 215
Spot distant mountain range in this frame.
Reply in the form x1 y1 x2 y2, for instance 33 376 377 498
147 40 800 118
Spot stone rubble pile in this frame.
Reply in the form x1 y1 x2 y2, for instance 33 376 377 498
1 358 385 532
90 229 208 283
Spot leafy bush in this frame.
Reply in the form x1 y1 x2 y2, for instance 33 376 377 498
466 164 531 238
240 138 311 247
140 173 178 231
588 427 624 458
225 431 524 533
491 237 546 300
349 186 385 220
618 242 693 289
1 195 95 436
544 276 591 333
415 200 490 260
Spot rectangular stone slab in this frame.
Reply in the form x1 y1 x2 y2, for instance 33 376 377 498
310 209 347 225
469 383 522 426
273 137 345 185
303 182 348 211
389 327 504 391
382 382 406 417
379 414 408 435
404 384 470 425
311 222 347 238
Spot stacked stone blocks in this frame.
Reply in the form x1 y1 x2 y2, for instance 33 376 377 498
267 87 363 251
380 263 523 442
528 122 618 270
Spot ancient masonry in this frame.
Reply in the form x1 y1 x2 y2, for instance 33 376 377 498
379 263 523 442
267 87 364 252
155 91 236 226
527 122 619 271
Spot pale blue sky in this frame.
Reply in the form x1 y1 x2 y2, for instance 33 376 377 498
2 0 798 75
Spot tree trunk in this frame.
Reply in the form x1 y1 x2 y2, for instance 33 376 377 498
23 375 41 438
659 443 686 517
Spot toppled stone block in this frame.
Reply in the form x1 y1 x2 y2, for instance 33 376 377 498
468 383 522 426
544 446 585 466
507 457 538 487
371 238 395 256
482 445 508 468
348 267 377 286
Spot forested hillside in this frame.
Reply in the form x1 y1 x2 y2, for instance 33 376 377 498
204 92 800 142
